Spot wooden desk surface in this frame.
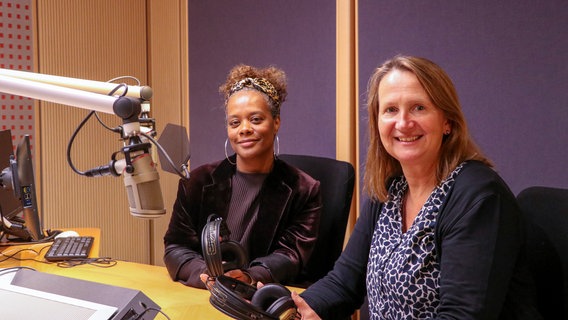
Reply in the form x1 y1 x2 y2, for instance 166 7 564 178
0 228 303 320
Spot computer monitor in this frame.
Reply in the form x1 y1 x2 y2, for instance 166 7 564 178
0 130 44 242
0 130 21 220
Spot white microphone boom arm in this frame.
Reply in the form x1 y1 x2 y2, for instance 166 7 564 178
0 74 117 114
0 72 147 138
0 68 152 100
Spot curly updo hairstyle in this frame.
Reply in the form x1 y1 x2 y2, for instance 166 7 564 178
219 64 288 118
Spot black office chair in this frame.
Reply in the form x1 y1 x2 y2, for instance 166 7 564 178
278 154 355 287
517 186 568 319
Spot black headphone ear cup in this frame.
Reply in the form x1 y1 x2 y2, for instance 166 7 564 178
220 240 248 271
265 296 296 317
251 284 296 317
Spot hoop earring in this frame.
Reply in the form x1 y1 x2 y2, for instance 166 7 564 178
274 135 280 157
224 139 236 165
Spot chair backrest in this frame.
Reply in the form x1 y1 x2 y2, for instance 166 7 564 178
517 186 568 319
278 154 355 287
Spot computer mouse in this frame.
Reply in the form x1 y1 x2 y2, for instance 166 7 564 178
55 230 80 238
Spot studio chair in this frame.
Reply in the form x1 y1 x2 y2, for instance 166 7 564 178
278 154 355 287
517 186 568 319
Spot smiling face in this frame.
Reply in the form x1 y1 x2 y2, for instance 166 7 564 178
377 69 450 170
226 90 280 173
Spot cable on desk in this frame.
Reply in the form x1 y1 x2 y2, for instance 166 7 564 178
37 243 53 256
0 247 43 263
133 307 171 320
56 257 117 268
0 243 62 264
0 244 117 269
0 266 37 277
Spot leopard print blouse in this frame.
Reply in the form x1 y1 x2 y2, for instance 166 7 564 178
366 163 464 319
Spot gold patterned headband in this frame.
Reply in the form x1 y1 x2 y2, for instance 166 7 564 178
229 77 281 108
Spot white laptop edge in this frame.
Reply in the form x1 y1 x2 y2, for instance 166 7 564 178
0 271 117 320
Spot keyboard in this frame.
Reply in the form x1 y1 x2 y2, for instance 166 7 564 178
45 236 94 261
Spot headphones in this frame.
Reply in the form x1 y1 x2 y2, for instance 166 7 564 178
207 275 298 320
201 214 248 277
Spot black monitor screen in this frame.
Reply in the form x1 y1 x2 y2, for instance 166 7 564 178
0 130 44 242
16 134 43 241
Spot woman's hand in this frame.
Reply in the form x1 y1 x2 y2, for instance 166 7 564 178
224 269 253 284
199 273 209 285
291 291 321 320
200 270 253 286
200 273 214 290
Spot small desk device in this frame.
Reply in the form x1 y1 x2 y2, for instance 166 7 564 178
8 269 160 320
0 271 117 320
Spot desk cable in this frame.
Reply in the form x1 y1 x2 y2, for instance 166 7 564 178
0 266 37 277
0 243 118 268
0 246 46 264
133 307 171 320
55 257 117 268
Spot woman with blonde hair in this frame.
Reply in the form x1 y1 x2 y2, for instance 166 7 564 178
292 55 541 320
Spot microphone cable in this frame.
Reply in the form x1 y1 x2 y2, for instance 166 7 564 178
139 131 189 180
66 82 128 176
64 79 189 181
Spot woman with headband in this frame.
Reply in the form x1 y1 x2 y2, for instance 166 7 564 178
163 64 322 288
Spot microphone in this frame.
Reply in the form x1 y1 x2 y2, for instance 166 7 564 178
0 68 166 219
122 152 165 218
84 141 166 218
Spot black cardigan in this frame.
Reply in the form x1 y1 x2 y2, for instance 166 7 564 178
301 161 542 320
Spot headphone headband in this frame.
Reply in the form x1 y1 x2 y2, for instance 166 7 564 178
202 216 225 276
201 214 248 277
202 216 298 319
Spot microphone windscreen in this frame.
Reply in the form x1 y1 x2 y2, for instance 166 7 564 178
157 123 190 175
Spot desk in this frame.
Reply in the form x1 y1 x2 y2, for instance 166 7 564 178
0 228 303 320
